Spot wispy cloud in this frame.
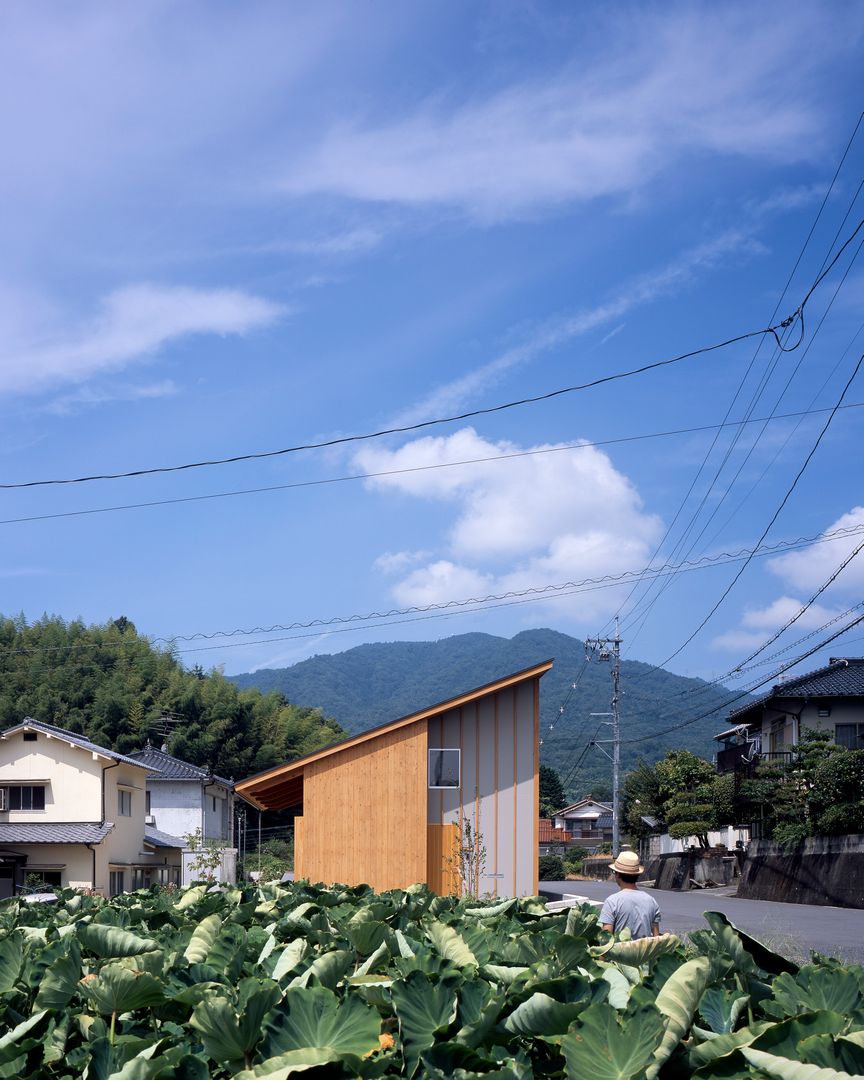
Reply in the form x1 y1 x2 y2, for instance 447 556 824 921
43 379 179 416
280 8 842 219
396 229 762 424
0 283 284 397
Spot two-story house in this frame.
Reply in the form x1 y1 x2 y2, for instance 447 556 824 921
551 796 614 849
129 743 236 885
715 656 864 773
0 719 182 897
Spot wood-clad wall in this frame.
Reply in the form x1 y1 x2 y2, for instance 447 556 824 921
298 721 427 892
426 823 460 894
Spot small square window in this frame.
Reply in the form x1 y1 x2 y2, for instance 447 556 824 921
22 732 37 742
118 789 132 817
429 748 460 788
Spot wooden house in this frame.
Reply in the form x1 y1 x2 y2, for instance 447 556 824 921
235 660 552 896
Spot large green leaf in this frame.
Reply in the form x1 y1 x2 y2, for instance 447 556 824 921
391 970 458 1078
262 985 379 1063
590 934 680 966
647 955 719 1079
561 1002 664 1080
750 1013 849 1060
78 924 159 958
183 914 222 965
688 1022 773 1068
35 939 83 1010
190 979 281 1070
270 940 309 983
767 968 864 1019
80 964 165 1015
702 912 798 976
502 991 587 1037
235 1048 342 1077
288 949 352 990
799 1033 864 1075
0 931 23 992
463 899 517 920
426 921 478 968
699 987 750 1034
742 1046 861 1079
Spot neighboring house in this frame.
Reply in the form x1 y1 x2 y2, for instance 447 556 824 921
714 656 864 774
552 796 614 849
538 818 572 856
236 660 553 897
129 744 237 885
0 719 182 897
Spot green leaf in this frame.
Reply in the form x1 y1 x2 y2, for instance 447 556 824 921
391 970 458 1078
234 1048 341 1078
0 932 23 992
35 939 82 1010
702 911 798 976
751 1013 848 1060
688 1022 773 1068
78 924 159 958
480 965 530 986
602 966 633 1009
183 914 222 965
79 964 165 1015
271 940 308 983
502 991 587 1036
699 987 750 1034
262 985 379 1061
800 1033 864 1074
562 1002 664 1080
590 934 680 966
742 1046 861 1079
289 949 352 990
647 955 719 1080
176 885 208 910
767 968 864 1019
463 899 516 919
190 980 281 1069
426 920 478 968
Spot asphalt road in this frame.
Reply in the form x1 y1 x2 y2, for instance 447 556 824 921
541 880 864 964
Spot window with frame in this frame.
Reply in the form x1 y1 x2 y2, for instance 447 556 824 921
109 870 124 897
428 748 460 788
118 789 132 817
145 790 151 815
7 785 46 811
835 723 864 749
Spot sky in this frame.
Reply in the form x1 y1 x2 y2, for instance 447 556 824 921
1 1 864 694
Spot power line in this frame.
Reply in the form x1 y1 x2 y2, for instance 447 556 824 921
1 402 862 529
11 235 864 493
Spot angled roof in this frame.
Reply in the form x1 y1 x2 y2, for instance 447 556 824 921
554 796 613 816
0 719 150 770
728 657 864 723
129 746 232 788
0 822 114 844
144 826 185 849
236 659 554 810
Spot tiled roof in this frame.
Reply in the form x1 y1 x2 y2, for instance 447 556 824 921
596 813 614 829
539 818 571 844
1 719 148 770
144 826 185 849
129 747 232 788
729 658 864 720
554 797 613 816
0 822 113 845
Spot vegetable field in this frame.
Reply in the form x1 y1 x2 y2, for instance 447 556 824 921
0 882 862 1078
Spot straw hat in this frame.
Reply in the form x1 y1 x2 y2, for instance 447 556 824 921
610 850 644 875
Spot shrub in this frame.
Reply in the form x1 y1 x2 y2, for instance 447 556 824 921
538 854 565 880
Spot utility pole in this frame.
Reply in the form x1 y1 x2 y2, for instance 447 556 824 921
586 618 622 855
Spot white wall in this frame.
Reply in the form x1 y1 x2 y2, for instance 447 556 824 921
147 781 232 843
0 731 103 822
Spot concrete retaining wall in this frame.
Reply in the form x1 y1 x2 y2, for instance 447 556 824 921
645 850 741 891
737 834 864 908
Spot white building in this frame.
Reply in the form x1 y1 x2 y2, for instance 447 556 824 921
0 719 183 896
130 744 237 884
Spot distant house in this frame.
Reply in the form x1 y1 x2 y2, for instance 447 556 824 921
715 657 864 773
236 661 553 897
552 796 614 849
129 744 236 885
0 719 182 897
538 817 572 856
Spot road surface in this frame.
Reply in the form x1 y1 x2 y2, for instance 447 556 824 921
541 880 864 963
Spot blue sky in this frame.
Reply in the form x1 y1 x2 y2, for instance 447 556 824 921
2 1 863 689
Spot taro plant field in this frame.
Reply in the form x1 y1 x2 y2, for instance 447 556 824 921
0 882 863 1078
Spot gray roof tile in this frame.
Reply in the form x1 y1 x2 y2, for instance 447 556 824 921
130 747 232 787
2 720 149 770
729 657 864 721
143 826 185 849
0 822 114 844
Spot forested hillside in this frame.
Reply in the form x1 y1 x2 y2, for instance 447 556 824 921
233 628 739 798
0 615 343 781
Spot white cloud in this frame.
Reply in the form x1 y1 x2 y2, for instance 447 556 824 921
396 230 761 423
357 427 662 619
768 507 864 592
280 9 841 219
0 283 283 397
43 379 179 416
712 596 841 651
374 549 433 576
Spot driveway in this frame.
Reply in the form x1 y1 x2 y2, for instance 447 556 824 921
541 880 864 964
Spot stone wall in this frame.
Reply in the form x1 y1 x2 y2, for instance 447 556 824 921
737 834 864 908
645 850 741 891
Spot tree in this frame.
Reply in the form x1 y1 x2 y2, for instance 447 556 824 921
539 765 566 817
624 750 724 849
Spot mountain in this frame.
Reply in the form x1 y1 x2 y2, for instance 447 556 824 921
231 629 739 798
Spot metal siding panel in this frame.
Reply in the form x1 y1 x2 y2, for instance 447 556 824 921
495 687 516 896
475 695 498 897
427 715 443 824
514 681 537 895
440 709 462 822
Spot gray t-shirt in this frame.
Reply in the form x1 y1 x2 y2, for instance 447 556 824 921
598 889 661 939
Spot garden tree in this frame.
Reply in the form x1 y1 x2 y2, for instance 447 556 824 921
539 764 566 816
811 748 864 835
623 761 664 839
0 613 345 780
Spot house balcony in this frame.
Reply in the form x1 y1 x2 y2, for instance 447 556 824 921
716 744 793 774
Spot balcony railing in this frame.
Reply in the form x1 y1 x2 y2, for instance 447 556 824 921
716 744 794 773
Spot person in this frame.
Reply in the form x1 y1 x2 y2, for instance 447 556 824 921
598 849 660 939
